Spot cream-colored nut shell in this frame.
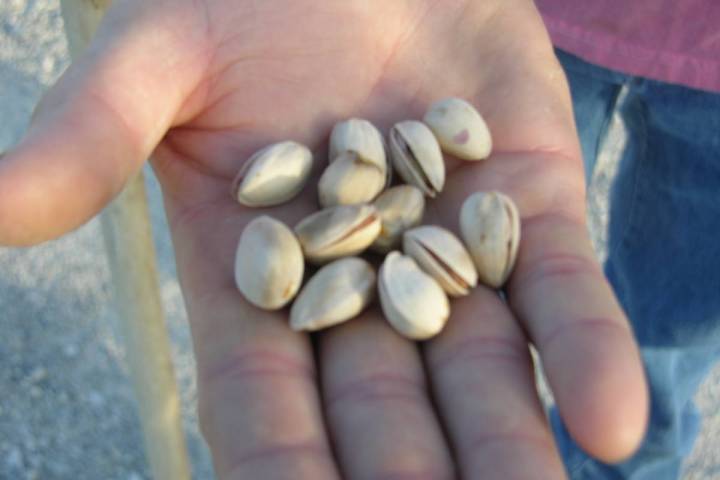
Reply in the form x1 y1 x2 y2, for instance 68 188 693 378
232 141 313 207
371 185 425 253
403 225 478 297
382 135 394 189
295 204 381 264
290 257 376 332
234 216 304 310
318 151 386 207
378 252 450 340
423 97 492 161
329 118 387 172
459 191 521 288
389 120 445 197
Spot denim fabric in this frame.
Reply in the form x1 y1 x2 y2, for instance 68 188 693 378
551 50 720 479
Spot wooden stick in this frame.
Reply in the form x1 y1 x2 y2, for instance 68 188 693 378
59 2 192 479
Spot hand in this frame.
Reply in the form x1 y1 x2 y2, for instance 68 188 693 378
0 0 648 478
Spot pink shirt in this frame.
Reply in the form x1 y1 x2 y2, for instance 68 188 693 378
535 0 720 93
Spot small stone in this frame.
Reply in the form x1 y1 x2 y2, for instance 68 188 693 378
87 391 105 408
6 447 23 469
27 367 47 384
62 344 79 358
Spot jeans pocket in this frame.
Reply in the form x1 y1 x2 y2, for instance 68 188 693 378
605 83 720 348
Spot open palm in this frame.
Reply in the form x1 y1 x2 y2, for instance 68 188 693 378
0 0 648 478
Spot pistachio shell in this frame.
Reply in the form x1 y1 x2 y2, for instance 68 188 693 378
371 185 425 253
424 97 492 161
329 118 387 172
234 216 304 310
294 204 381 264
232 141 313 207
382 135 394 188
318 151 386 207
403 225 478 296
389 120 445 197
290 257 376 331
459 191 521 288
378 251 450 340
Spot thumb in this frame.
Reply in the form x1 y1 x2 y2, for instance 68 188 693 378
0 1 209 246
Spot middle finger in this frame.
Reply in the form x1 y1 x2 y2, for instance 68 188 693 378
319 309 456 479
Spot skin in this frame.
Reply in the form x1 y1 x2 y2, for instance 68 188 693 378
0 0 649 478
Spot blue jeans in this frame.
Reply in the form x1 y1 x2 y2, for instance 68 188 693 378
551 50 720 479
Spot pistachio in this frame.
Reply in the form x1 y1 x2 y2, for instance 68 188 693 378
423 97 492 161
382 135 394 188
290 257 376 332
232 141 313 207
459 191 521 288
389 120 445 197
371 185 425 253
295 204 381 263
403 225 478 297
234 216 304 310
329 118 387 172
378 251 450 340
318 151 386 207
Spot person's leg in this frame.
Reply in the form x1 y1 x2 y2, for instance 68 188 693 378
552 74 720 479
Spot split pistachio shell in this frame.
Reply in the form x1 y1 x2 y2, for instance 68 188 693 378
378 252 450 340
389 120 445 197
371 185 425 253
234 216 304 310
232 141 313 207
424 97 492 161
329 118 387 172
290 257 376 332
382 135 394 188
459 191 521 288
295 204 381 264
318 151 386 207
403 225 478 297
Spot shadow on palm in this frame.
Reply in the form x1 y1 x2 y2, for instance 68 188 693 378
149 0 584 317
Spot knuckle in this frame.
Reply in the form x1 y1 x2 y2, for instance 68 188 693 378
225 441 332 477
429 336 530 373
325 372 426 409
201 348 315 385
536 316 629 352
517 252 601 289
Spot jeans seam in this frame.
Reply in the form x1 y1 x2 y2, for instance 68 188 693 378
591 85 624 180
608 85 647 259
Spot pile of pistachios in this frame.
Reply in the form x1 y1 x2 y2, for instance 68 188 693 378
233 98 520 340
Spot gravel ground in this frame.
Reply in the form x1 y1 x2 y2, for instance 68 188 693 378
0 1 718 479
